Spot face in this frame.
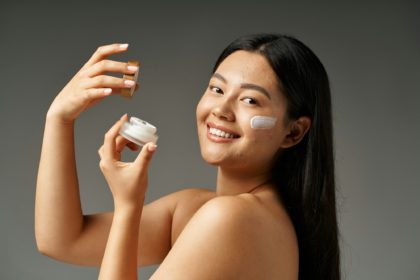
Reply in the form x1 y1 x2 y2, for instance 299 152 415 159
196 50 292 172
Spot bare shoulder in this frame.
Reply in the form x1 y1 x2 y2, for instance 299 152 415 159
152 193 299 280
172 187 215 201
145 187 214 213
168 187 216 245
199 194 298 250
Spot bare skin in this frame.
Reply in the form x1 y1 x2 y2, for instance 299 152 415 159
35 44 310 279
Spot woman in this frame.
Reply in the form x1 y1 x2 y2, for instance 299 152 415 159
35 33 340 279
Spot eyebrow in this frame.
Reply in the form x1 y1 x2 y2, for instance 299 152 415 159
211 73 272 100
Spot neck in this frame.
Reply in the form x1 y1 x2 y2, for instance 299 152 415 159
215 165 272 196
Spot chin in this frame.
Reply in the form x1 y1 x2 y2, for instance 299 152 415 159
197 129 244 167
200 146 245 169
200 148 224 166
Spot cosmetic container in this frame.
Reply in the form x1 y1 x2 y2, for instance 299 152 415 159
119 116 158 146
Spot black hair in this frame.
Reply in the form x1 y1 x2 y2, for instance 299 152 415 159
212 33 340 280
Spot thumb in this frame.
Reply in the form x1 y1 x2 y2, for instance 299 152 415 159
134 142 157 169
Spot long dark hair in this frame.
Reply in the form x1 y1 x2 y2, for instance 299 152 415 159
212 34 340 280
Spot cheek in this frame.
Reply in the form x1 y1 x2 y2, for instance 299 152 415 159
196 95 211 121
243 115 285 147
196 102 205 125
250 116 277 129
244 127 276 144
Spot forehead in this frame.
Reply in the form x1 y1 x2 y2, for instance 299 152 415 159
214 50 281 92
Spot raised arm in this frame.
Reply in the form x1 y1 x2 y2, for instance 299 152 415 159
35 43 139 256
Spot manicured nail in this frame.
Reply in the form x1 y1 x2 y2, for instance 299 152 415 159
148 143 157 152
119 43 129 49
124 80 136 87
104 88 112 95
127 65 138 71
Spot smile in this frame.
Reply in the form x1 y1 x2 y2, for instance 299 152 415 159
206 123 240 143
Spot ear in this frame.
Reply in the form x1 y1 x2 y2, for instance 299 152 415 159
280 116 311 149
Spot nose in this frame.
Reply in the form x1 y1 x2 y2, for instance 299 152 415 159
211 101 235 121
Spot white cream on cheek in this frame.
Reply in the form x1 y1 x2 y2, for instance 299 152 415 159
250 115 277 129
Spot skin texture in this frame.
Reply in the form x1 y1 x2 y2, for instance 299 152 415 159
196 50 310 196
35 44 311 279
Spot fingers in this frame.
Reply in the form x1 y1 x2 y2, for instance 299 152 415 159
109 84 140 95
81 77 139 102
115 135 128 152
115 135 139 152
83 43 129 68
100 115 154 171
102 115 127 161
134 142 157 169
82 60 139 78
78 44 140 99
84 88 112 100
83 75 138 90
127 142 140 151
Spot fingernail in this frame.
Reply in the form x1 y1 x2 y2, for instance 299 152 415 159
127 65 138 71
124 80 136 87
147 143 157 152
120 113 127 120
104 88 112 95
119 43 129 49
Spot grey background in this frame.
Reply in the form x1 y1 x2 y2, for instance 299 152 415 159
1 0 419 279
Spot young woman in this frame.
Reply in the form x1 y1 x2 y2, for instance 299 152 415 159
36 34 340 279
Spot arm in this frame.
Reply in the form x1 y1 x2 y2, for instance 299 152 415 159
35 116 83 252
59 191 176 267
97 116 157 279
35 43 187 269
35 43 138 255
98 204 143 280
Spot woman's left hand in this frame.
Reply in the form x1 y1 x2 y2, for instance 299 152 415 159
98 114 157 208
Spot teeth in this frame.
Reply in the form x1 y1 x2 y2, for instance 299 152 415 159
209 127 235 138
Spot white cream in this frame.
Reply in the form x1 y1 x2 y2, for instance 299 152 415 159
250 116 277 129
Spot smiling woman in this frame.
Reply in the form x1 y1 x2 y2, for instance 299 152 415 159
35 33 340 280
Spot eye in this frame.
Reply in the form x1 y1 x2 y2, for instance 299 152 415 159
209 85 223 95
242 97 259 105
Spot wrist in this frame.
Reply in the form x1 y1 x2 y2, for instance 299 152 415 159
46 109 75 125
114 197 145 213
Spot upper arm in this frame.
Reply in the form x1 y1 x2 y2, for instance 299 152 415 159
150 196 266 280
51 188 194 267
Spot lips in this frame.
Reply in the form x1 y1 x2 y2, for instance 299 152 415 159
207 123 240 137
206 122 241 139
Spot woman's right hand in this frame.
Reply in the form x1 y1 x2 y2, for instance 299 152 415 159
47 43 139 123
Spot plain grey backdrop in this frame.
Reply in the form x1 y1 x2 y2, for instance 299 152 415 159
1 0 419 279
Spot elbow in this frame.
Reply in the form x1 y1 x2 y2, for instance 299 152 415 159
35 234 56 257
36 242 52 257
35 225 49 254
35 233 68 259
34 221 84 262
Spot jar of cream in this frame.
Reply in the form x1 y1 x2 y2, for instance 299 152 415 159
119 116 158 147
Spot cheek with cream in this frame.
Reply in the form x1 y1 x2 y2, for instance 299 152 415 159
250 115 277 129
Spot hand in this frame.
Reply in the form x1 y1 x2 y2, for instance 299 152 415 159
98 114 157 208
47 43 139 123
